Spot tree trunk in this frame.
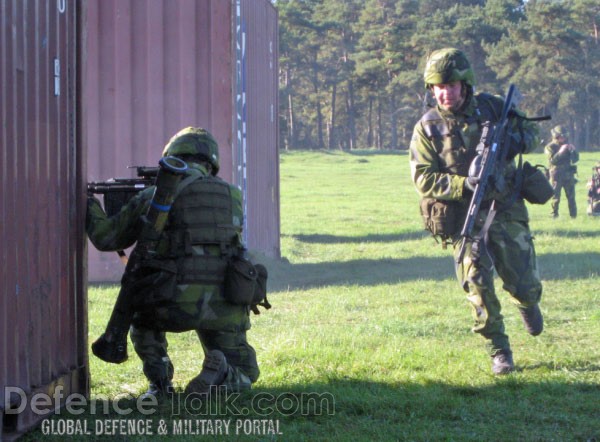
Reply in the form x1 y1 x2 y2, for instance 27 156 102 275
346 79 357 150
311 58 324 149
287 80 294 150
329 82 337 150
367 96 373 148
389 96 398 150
376 97 383 149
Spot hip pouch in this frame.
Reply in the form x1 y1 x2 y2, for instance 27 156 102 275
521 162 554 204
419 198 461 238
224 256 269 309
129 259 178 308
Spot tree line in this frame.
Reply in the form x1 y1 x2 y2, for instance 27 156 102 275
277 0 600 151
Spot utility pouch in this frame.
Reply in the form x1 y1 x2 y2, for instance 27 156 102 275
521 162 554 205
224 256 269 312
419 198 461 238
129 259 178 307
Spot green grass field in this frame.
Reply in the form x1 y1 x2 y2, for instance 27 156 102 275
28 150 600 441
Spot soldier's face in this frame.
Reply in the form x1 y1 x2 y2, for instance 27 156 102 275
432 81 465 112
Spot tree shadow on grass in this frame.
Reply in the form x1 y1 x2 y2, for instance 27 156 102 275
266 256 455 291
260 250 599 292
24 376 600 441
538 252 600 280
242 377 598 441
286 231 428 244
536 229 600 239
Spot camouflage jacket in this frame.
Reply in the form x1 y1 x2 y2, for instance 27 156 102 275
544 140 579 174
409 92 539 221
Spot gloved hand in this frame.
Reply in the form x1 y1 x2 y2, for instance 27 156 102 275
464 175 479 192
465 154 483 192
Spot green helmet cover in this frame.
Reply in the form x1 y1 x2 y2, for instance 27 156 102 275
162 127 220 175
424 48 475 88
551 125 568 139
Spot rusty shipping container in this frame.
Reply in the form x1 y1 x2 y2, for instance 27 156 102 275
85 0 280 281
0 1 88 441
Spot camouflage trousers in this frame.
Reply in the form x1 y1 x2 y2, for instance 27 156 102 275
130 326 259 388
130 283 259 388
453 215 542 356
551 175 577 218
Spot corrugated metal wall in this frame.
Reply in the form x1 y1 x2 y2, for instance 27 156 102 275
235 0 280 258
85 0 280 282
0 1 88 440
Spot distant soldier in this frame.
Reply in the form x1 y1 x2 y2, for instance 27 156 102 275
587 161 600 216
545 125 579 218
409 48 544 375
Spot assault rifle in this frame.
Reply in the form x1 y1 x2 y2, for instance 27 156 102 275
88 166 159 217
456 84 522 263
91 156 188 364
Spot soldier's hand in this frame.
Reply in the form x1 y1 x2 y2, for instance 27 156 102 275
464 176 479 192
87 195 102 210
465 154 482 192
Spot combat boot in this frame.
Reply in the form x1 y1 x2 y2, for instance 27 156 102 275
184 350 229 396
141 378 173 399
491 349 514 375
519 304 544 336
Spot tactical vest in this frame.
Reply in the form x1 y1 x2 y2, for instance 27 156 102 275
420 93 502 176
158 173 242 284
417 94 504 242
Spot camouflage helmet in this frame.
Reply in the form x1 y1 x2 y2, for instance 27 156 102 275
424 48 475 88
551 125 568 139
162 127 220 175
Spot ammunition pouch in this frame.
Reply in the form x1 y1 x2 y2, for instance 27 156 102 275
419 198 462 239
224 256 269 313
176 255 228 284
520 162 554 205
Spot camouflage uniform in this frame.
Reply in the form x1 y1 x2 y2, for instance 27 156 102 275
545 127 579 218
87 130 258 392
409 49 543 362
587 162 600 216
